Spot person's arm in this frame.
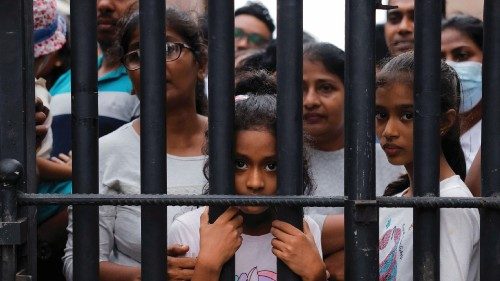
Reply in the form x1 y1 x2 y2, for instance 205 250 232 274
99 262 141 281
271 220 326 281
324 250 344 281
36 155 72 181
192 207 243 281
95 203 147 281
62 203 119 281
321 215 345 280
465 149 481 197
321 214 345 255
99 244 196 281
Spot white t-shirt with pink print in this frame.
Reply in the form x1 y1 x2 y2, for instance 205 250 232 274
378 175 480 281
168 207 323 281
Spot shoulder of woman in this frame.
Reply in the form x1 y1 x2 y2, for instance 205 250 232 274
100 123 136 147
98 123 139 164
440 175 474 198
440 176 480 226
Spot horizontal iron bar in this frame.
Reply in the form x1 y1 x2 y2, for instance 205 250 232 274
18 194 345 207
14 193 500 209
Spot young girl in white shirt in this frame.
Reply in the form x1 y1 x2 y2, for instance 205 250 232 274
168 70 327 281
376 51 480 281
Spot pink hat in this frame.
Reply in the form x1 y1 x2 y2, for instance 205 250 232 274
33 0 67 58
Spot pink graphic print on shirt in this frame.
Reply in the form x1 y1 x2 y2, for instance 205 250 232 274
379 220 404 281
236 267 277 281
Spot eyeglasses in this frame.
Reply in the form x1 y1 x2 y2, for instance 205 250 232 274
234 27 269 47
121 42 193 71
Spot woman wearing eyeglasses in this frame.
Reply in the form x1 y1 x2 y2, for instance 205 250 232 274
62 7 207 281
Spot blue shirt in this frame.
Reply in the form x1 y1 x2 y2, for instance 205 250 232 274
49 56 140 156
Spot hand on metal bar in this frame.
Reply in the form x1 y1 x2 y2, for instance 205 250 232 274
192 207 243 281
167 244 196 280
270 220 327 281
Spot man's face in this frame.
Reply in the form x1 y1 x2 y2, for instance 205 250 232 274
384 0 415 56
96 0 136 48
234 14 272 53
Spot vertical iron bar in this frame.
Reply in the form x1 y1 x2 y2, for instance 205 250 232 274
21 0 37 196
0 160 23 281
0 1 35 181
344 0 378 280
70 0 99 280
481 0 500 280
21 0 38 278
21 0 38 276
139 0 166 280
0 0 37 278
276 0 303 280
413 0 442 280
208 0 235 279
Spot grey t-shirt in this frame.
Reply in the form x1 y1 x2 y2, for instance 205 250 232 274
63 122 207 280
305 145 404 229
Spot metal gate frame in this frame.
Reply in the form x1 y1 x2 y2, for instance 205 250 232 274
1 0 500 280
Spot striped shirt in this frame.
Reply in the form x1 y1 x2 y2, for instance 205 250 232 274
37 57 139 223
49 56 140 156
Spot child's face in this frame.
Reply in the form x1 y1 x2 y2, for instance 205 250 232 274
234 130 277 215
302 59 345 145
375 82 414 167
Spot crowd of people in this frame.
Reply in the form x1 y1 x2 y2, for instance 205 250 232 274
28 0 486 280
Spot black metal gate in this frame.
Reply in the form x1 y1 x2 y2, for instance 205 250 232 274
1 0 500 280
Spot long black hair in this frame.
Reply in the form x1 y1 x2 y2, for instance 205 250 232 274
203 70 315 195
115 7 208 115
303 42 345 83
442 15 483 51
377 51 466 196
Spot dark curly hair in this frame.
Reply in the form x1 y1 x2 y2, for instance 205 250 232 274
234 34 321 75
203 70 315 195
377 51 466 196
114 7 208 115
235 39 277 74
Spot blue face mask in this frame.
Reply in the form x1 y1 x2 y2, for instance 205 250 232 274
447 61 482 113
